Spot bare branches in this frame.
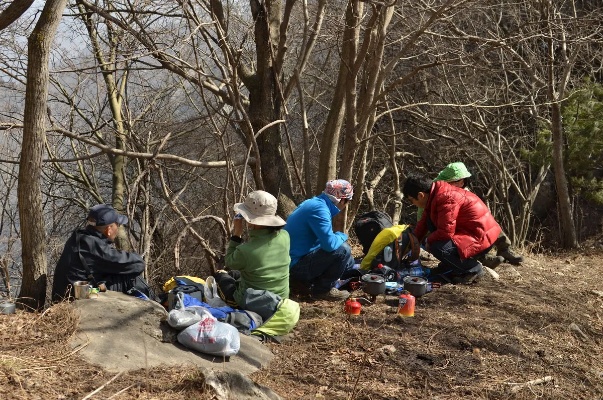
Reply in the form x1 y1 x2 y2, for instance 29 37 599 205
0 0 34 31
50 126 256 168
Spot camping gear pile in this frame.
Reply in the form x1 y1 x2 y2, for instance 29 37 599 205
161 276 300 357
352 211 434 300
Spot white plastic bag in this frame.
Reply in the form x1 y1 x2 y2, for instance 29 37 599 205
167 309 202 330
203 276 228 308
177 308 240 357
167 292 203 330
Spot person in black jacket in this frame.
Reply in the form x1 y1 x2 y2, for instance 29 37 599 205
52 204 154 301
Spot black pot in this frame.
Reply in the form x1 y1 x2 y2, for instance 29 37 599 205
403 276 428 298
361 274 386 296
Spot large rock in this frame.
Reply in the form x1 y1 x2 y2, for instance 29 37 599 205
202 369 282 400
70 291 273 375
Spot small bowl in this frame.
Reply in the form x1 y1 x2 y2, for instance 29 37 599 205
0 301 16 315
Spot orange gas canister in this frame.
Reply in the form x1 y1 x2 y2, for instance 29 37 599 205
397 292 415 317
344 298 362 315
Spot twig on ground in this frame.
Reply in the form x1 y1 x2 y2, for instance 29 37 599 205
18 366 59 372
508 376 553 393
569 323 589 341
347 353 368 400
82 371 124 400
47 340 89 363
106 384 134 399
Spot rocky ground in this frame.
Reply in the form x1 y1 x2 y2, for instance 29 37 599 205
1 249 602 399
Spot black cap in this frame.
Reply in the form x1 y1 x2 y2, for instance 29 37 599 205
87 204 128 226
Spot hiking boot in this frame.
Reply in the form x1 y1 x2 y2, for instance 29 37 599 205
451 267 485 285
314 287 350 301
497 249 524 265
481 255 505 269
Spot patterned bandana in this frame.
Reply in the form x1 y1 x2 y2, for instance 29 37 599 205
324 179 354 200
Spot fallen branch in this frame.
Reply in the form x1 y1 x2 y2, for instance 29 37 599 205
483 266 499 280
508 376 553 393
106 384 134 399
82 371 123 400
569 322 589 341
47 340 89 363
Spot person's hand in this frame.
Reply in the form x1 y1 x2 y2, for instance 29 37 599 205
232 217 244 237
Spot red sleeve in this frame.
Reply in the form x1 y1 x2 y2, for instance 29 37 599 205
426 192 461 244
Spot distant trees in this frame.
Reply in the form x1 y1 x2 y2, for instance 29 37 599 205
1 0 603 307
391 0 603 247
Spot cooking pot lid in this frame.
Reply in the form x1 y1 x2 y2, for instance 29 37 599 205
361 274 386 284
403 276 427 285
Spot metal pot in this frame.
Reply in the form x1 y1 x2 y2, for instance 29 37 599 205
361 274 386 296
0 301 16 315
403 276 428 298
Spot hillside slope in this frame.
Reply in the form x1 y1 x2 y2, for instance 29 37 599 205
1 251 602 399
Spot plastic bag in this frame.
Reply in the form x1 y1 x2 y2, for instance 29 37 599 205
177 308 240 357
203 276 228 308
167 292 202 330
167 308 202 330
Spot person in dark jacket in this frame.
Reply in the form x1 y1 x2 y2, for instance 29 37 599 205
52 204 153 301
403 173 502 284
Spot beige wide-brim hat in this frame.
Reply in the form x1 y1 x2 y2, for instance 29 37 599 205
234 190 286 227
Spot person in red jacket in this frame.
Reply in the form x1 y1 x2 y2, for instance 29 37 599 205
402 173 502 284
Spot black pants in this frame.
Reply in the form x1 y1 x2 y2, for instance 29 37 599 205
213 270 241 306
104 275 157 301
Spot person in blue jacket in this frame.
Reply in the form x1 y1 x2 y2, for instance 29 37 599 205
284 179 355 300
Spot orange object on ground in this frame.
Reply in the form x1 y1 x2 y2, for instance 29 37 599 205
397 292 415 317
344 298 362 315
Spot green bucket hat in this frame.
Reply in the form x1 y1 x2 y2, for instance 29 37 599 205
435 162 472 182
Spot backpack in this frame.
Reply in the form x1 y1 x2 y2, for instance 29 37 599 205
242 288 300 341
368 226 420 270
354 211 393 254
162 276 206 310
252 298 300 340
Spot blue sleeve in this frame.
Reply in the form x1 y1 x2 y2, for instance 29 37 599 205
307 203 345 252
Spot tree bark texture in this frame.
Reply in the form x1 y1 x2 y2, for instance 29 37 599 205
249 0 292 199
18 0 68 310
551 101 577 248
316 0 359 192
0 0 34 31
78 3 129 249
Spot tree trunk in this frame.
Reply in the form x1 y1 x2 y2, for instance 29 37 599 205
0 0 34 30
551 101 577 248
249 0 292 198
78 2 129 249
316 0 361 192
18 0 68 310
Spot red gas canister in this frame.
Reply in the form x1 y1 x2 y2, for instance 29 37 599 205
397 292 415 317
344 298 362 315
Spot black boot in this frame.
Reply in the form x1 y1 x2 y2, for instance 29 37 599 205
481 254 505 269
497 249 524 265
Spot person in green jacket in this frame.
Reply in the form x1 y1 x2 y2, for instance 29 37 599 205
422 162 524 267
216 190 291 307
